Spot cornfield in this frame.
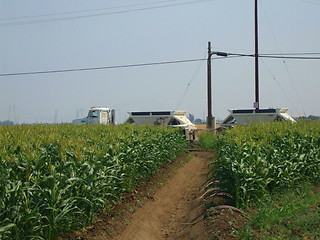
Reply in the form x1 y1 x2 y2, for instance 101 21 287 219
0 124 187 240
200 121 320 208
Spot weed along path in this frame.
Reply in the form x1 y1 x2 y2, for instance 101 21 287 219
112 151 212 240
68 151 214 240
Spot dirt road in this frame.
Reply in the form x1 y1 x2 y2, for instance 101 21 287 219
67 151 214 240
112 151 212 240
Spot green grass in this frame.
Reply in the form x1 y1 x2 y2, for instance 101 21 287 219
238 183 320 240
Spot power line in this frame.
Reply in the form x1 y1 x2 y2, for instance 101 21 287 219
175 53 206 110
0 0 181 21
260 58 303 116
1 53 319 77
297 0 320 5
262 52 320 56
225 53 320 60
0 58 206 77
260 0 306 116
0 0 215 28
260 55 320 60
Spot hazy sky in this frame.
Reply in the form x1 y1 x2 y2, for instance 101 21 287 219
1 0 319 123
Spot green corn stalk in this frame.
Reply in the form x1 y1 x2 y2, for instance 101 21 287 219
201 121 320 209
0 124 187 239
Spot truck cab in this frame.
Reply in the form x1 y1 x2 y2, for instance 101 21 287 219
72 107 115 125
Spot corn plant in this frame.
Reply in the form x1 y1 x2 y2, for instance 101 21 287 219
0 124 187 239
200 121 320 208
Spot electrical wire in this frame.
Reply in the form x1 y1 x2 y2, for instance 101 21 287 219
0 0 182 21
260 0 307 116
1 53 319 77
0 58 206 77
175 53 206 110
0 0 215 28
260 58 302 116
225 53 320 60
281 59 307 116
262 52 320 56
297 0 320 5
259 55 320 60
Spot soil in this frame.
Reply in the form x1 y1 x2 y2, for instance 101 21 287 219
61 151 246 240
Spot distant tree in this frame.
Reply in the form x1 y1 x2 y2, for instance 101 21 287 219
188 113 195 123
297 116 306 121
297 115 320 121
194 118 205 124
0 120 14 126
307 115 320 121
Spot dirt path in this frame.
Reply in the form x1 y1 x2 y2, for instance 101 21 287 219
65 151 214 240
112 151 212 240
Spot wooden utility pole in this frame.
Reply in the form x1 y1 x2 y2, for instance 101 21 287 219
254 0 259 109
207 41 213 129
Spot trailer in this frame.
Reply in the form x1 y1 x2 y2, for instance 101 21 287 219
125 111 197 140
221 108 296 128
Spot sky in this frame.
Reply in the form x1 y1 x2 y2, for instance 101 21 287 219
0 0 319 124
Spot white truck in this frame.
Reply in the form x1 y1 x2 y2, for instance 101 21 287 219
72 107 115 125
125 110 197 140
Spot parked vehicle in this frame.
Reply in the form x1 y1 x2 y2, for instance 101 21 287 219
72 107 115 125
125 110 197 140
221 108 296 129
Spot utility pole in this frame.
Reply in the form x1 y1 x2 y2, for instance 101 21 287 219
254 0 259 109
206 42 228 129
207 42 213 129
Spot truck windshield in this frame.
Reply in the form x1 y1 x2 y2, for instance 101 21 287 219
88 110 99 118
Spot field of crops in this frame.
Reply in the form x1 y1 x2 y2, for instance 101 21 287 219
0 124 188 240
200 121 320 208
